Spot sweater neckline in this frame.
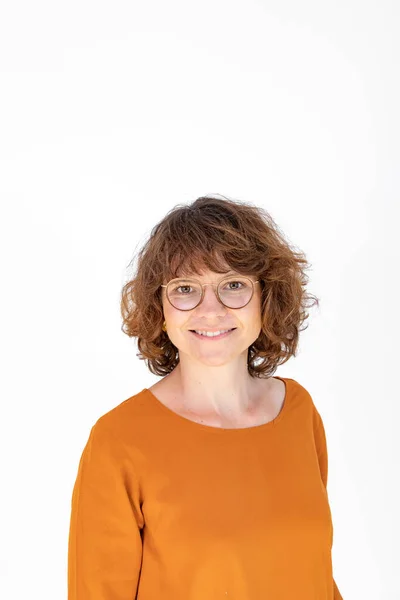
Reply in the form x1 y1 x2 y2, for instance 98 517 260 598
142 376 291 435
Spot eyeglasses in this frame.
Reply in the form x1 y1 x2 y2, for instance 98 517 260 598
161 276 260 311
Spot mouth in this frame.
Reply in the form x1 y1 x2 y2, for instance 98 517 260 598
189 328 237 340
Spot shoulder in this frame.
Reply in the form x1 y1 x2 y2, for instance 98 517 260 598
283 376 313 402
280 377 321 421
90 388 152 445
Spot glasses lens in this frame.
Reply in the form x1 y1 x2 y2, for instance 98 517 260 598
166 276 253 310
218 276 253 308
167 280 202 310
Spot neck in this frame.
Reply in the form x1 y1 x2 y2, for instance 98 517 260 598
164 356 267 419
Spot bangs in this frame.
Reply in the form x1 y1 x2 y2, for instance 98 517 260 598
162 248 243 283
158 206 256 284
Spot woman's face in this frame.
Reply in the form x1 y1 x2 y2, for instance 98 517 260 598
161 267 263 367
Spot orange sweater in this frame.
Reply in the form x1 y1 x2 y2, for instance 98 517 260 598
68 376 343 599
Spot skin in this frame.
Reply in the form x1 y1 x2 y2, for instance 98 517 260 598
155 264 278 425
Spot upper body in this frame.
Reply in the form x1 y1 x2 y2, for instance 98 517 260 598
68 195 344 599
68 375 343 599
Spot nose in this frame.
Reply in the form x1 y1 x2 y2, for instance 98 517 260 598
195 283 227 315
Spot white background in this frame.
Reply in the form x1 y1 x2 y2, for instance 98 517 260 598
1 1 399 598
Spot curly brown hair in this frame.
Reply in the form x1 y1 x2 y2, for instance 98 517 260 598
120 194 319 378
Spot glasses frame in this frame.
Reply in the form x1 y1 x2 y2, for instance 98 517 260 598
160 276 260 311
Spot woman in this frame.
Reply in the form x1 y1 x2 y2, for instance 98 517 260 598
68 194 344 599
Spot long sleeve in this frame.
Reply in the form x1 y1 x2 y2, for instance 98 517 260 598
68 418 143 600
313 408 344 600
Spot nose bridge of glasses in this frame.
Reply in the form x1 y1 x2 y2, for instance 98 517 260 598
199 281 224 304
202 281 221 289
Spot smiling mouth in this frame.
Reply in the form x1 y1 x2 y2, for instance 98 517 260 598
189 328 237 339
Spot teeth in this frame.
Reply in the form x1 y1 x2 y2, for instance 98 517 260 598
194 329 231 337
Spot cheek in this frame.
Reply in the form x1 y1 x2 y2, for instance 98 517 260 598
163 302 188 329
247 306 263 337
246 298 262 321
162 297 174 319
233 308 262 337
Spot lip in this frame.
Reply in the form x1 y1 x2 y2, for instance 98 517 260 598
189 328 236 340
189 327 236 333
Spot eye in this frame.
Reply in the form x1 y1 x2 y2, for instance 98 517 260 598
228 281 242 289
224 280 247 291
176 285 193 294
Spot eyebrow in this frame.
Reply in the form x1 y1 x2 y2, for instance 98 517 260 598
176 270 238 279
